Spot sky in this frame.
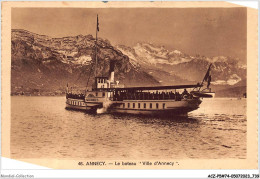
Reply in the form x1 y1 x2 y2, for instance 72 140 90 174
12 8 247 64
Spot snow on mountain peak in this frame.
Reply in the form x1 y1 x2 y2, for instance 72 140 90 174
73 55 92 65
124 43 191 66
212 74 242 85
173 50 182 55
205 56 228 63
116 45 139 68
239 64 247 69
116 42 246 86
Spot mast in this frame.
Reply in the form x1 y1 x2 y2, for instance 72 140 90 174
85 15 99 90
94 14 99 78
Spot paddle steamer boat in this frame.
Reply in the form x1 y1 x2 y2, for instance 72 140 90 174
65 15 215 116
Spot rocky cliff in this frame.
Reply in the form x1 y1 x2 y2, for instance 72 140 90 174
11 29 159 95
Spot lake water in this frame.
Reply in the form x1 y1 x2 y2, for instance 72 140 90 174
11 96 246 160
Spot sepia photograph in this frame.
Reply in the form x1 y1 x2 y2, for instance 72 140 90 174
1 1 258 173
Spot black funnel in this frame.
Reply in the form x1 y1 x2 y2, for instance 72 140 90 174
109 60 115 73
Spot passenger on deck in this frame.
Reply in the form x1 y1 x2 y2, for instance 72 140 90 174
182 89 189 96
162 92 165 100
169 91 175 99
175 92 181 101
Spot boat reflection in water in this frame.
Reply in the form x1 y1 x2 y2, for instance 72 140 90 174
98 112 200 126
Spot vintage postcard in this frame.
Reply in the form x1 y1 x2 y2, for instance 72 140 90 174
1 0 258 174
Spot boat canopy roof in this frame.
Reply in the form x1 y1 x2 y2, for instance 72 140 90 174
113 84 202 91
94 84 202 91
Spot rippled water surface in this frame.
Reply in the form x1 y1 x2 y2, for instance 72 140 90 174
11 96 246 159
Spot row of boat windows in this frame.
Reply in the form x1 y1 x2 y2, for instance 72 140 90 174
69 100 85 106
122 103 166 109
97 78 106 83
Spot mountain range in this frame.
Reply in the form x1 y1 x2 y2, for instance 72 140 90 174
11 29 246 97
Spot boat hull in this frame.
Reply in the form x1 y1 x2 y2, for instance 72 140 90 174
203 92 215 98
65 98 103 111
65 98 202 116
109 99 201 116
192 92 215 98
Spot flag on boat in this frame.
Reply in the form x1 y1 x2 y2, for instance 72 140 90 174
202 64 212 88
207 75 211 88
203 64 212 82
